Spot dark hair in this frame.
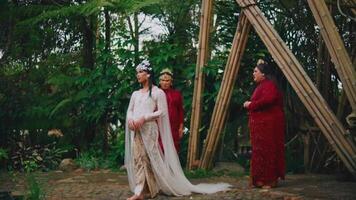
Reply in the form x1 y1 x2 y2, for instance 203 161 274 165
144 69 155 97
256 62 274 81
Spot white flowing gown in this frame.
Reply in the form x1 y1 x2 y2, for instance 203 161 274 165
125 86 231 196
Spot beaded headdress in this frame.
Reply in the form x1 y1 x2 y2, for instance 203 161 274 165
136 59 152 72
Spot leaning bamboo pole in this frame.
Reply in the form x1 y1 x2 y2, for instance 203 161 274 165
338 48 356 120
348 0 356 15
293 3 356 153
307 0 356 126
187 0 214 170
235 0 356 177
200 13 251 169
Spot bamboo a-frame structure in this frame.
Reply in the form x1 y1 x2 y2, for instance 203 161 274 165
188 0 356 177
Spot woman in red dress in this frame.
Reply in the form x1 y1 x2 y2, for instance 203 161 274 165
158 68 184 152
243 60 285 188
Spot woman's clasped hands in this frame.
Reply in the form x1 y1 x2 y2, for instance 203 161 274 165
128 117 145 131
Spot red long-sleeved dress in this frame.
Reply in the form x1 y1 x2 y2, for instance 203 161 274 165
159 88 184 152
247 79 285 186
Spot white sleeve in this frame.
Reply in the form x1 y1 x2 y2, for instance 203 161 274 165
126 92 136 120
144 89 167 121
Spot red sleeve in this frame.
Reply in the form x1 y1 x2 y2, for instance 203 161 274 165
247 81 278 111
177 91 184 124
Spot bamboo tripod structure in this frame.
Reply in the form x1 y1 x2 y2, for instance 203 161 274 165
187 0 214 170
307 0 356 126
188 0 356 177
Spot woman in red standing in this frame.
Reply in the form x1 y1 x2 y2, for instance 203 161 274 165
243 59 285 189
158 68 184 152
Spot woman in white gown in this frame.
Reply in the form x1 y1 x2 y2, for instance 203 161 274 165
125 60 231 200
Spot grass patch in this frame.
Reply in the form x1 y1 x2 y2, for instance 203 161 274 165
26 174 45 200
184 168 246 179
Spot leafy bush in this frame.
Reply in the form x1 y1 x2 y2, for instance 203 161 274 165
0 148 8 169
75 152 99 171
0 148 8 160
74 131 125 171
10 142 67 172
105 131 126 169
24 161 39 173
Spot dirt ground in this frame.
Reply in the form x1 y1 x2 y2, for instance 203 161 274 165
0 170 356 200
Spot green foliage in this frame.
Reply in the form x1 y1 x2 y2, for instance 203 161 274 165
75 130 125 170
184 168 245 179
106 131 126 168
10 141 68 172
184 169 223 179
24 161 39 173
75 151 100 171
285 141 305 174
26 174 45 200
0 148 8 160
20 0 161 25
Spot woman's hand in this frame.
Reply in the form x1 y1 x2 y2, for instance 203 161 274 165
133 117 145 130
243 101 251 108
128 119 135 130
178 124 184 139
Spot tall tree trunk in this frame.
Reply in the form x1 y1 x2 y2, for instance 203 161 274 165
0 8 14 65
127 13 140 65
104 9 111 55
81 15 97 147
101 9 111 155
134 13 139 65
81 16 97 69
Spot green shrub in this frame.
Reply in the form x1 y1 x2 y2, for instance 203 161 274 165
75 152 99 171
11 142 67 172
105 132 125 169
26 175 45 200
0 148 8 160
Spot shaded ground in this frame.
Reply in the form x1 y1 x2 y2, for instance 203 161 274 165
1 170 355 200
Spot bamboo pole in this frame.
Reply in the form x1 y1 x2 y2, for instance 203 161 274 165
199 13 251 169
187 0 214 170
307 0 356 124
235 0 356 177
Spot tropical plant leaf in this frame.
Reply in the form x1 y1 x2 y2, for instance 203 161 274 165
49 98 72 118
